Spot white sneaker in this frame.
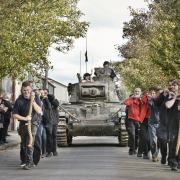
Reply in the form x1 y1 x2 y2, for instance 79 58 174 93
20 162 26 167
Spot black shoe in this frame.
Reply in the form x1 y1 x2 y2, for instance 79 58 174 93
23 164 31 170
161 157 166 164
171 166 178 171
168 161 172 167
23 162 35 170
6 134 10 136
133 150 137 154
53 152 58 156
46 152 53 157
3 140 8 144
137 153 142 157
143 154 150 159
129 150 134 155
41 154 46 158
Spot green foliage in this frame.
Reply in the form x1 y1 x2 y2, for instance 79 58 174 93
115 0 180 92
148 0 180 77
0 0 88 80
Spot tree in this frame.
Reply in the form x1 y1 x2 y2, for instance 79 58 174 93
115 0 180 92
148 0 180 77
0 0 88 79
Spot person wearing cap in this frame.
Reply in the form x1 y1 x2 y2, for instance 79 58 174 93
81 73 93 82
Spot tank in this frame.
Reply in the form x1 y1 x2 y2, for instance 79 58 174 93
57 67 128 147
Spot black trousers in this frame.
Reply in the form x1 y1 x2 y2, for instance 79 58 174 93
159 139 168 157
157 125 170 162
45 124 53 154
52 124 58 154
3 118 10 137
41 126 47 155
126 119 139 151
18 123 38 164
0 120 9 142
169 131 180 168
138 119 150 155
0 127 5 142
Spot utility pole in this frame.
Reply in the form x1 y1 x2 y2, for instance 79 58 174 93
44 68 48 89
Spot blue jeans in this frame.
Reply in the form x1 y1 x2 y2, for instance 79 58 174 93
33 123 44 165
148 123 159 158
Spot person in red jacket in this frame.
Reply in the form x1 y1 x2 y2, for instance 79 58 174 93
123 88 142 155
124 88 149 155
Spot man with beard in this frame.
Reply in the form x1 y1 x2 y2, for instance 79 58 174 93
156 80 174 165
124 88 142 155
165 79 180 171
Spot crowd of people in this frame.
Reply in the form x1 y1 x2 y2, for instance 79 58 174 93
12 81 60 170
1 63 179 173
123 79 180 171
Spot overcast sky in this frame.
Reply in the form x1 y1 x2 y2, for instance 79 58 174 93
48 0 147 85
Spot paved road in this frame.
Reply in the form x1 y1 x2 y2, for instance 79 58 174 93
0 137 179 180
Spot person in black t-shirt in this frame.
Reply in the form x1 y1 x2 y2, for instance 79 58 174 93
13 81 42 170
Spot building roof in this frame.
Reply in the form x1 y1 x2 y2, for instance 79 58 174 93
48 77 67 88
41 77 56 88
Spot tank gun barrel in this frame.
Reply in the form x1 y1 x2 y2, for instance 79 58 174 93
59 105 81 122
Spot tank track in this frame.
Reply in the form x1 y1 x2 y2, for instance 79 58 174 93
57 117 68 147
118 116 128 147
57 117 72 147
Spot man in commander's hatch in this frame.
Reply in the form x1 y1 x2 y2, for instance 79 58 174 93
81 73 94 83
102 61 117 80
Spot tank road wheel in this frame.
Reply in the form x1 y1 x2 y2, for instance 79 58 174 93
118 117 128 147
57 118 68 147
